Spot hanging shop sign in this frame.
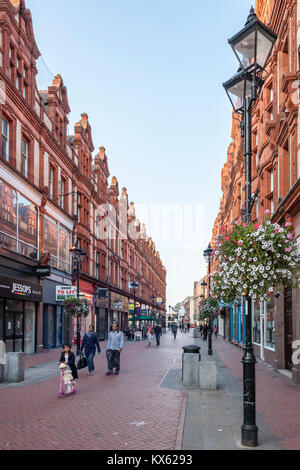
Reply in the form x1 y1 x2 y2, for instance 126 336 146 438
56 286 77 301
0 276 42 302
33 265 51 277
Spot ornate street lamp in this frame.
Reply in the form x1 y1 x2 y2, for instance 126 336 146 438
228 6 277 74
131 281 139 329
223 7 277 448
203 244 214 356
70 241 86 355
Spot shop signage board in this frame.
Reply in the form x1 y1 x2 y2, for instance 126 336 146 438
0 276 42 302
56 286 77 301
33 265 51 277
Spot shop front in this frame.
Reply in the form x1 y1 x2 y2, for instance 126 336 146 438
0 276 42 354
42 273 73 350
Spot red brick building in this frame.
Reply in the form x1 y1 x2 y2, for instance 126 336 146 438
211 0 300 384
0 0 166 357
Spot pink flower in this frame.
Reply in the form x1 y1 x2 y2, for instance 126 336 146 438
285 247 292 253
255 224 260 229
238 241 243 246
285 222 292 228
265 209 271 215
287 234 293 239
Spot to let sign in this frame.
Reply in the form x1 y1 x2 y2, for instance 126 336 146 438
56 286 77 301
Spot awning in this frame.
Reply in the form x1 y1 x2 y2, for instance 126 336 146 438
134 316 156 321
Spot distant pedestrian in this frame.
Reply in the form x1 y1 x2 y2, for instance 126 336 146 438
187 323 191 333
200 325 203 337
214 326 218 339
203 325 208 341
154 323 162 346
106 323 124 376
171 323 178 339
81 325 101 375
147 325 153 347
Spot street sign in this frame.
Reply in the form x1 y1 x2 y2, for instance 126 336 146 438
56 286 77 301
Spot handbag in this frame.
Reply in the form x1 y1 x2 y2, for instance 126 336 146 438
77 353 88 370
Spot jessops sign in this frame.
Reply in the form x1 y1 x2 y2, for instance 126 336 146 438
0 276 42 302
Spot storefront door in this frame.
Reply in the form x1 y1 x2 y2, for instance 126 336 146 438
4 300 24 353
49 306 62 349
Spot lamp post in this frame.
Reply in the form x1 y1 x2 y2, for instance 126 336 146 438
223 7 276 448
70 241 86 356
131 281 139 329
203 244 214 356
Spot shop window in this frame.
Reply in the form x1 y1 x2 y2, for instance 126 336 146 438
2 118 9 161
253 300 261 344
0 180 38 258
44 216 70 272
266 296 275 350
18 193 38 259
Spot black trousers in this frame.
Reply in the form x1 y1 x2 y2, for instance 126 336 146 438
107 350 120 372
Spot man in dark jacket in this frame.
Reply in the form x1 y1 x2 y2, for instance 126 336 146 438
171 323 178 339
80 325 101 375
154 323 162 346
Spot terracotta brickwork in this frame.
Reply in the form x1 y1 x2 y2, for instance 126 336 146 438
211 0 300 383
0 0 166 350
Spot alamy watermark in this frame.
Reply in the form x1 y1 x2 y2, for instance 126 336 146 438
292 340 300 366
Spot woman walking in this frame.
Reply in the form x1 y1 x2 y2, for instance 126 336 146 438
147 324 153 347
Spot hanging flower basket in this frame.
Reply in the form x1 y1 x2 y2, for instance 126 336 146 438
211 214 300 303
199 298 219 321
64 297 90 317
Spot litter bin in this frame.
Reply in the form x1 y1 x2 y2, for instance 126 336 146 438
182 345 201 385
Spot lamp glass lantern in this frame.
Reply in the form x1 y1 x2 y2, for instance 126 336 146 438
223 69 252 113
203 244 213 264
228 7 277 73
70 241 86 263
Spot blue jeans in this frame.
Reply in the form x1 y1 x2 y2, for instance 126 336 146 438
87 352 95 372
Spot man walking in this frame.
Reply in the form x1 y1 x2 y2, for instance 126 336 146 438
106 323 124 376
154 323 162 346
80 325 101 375
171 323 178 339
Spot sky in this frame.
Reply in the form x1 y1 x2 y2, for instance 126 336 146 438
27 0 252 308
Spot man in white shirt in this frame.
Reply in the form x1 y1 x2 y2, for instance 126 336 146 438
106 323 124 376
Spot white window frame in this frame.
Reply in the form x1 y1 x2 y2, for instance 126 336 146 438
2 118 9 161
21 139 28 177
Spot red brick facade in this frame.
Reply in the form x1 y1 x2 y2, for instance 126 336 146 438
211 0 300 383
0 0 166 354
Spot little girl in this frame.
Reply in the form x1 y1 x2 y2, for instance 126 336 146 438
58 344 78 388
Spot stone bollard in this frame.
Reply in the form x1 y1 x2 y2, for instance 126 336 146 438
199 361 217 390
4 352 25 384
182 345 201 386
193 328 201 339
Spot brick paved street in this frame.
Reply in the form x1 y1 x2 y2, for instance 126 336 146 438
0 333 185 451
0 331 299 450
